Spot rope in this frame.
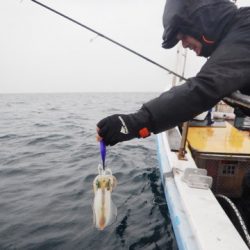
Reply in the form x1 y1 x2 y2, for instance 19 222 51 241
30 0 186 81
216 194 250 248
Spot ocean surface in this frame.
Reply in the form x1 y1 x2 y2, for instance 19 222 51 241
0 93 177 250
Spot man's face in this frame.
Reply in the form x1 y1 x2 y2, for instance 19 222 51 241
177 33 202 56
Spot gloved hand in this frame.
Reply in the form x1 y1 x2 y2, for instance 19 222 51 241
97 107 152 146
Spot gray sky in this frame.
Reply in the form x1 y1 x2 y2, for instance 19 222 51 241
0 0 249 93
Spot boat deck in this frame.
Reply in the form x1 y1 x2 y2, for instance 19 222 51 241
187 122 250 155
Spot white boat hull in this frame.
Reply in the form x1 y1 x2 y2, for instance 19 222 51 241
157 129 248 250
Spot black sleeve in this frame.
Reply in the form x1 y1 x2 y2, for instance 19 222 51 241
143 40 250 134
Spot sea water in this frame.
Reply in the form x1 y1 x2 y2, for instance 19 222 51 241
0 93 177 250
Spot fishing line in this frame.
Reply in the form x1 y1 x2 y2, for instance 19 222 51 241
89 34 99 43
30 0 187 81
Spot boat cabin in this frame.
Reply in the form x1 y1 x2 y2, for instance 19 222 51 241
188 120 250 198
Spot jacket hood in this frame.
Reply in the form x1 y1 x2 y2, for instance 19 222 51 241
162 0 237 57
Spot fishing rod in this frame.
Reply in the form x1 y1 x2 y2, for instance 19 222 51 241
30 0 187 81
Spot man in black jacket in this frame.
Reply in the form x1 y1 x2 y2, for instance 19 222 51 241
97 0 250 146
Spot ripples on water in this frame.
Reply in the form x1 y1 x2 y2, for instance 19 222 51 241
0 93 177 250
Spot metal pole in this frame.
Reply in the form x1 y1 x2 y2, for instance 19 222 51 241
178 121 189 160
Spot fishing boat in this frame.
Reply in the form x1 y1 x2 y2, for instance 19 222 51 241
156 47 250 249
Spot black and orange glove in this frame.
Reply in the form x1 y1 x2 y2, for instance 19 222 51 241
97 107 152 146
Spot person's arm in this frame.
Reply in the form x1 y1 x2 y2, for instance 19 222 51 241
144 41 250 133
97 40 250 145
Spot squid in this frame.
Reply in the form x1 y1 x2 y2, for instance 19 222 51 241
92 165 117 230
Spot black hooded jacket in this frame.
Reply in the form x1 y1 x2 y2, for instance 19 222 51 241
143 0 250 134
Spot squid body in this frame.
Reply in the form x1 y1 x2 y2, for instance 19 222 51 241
92 166 117 230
